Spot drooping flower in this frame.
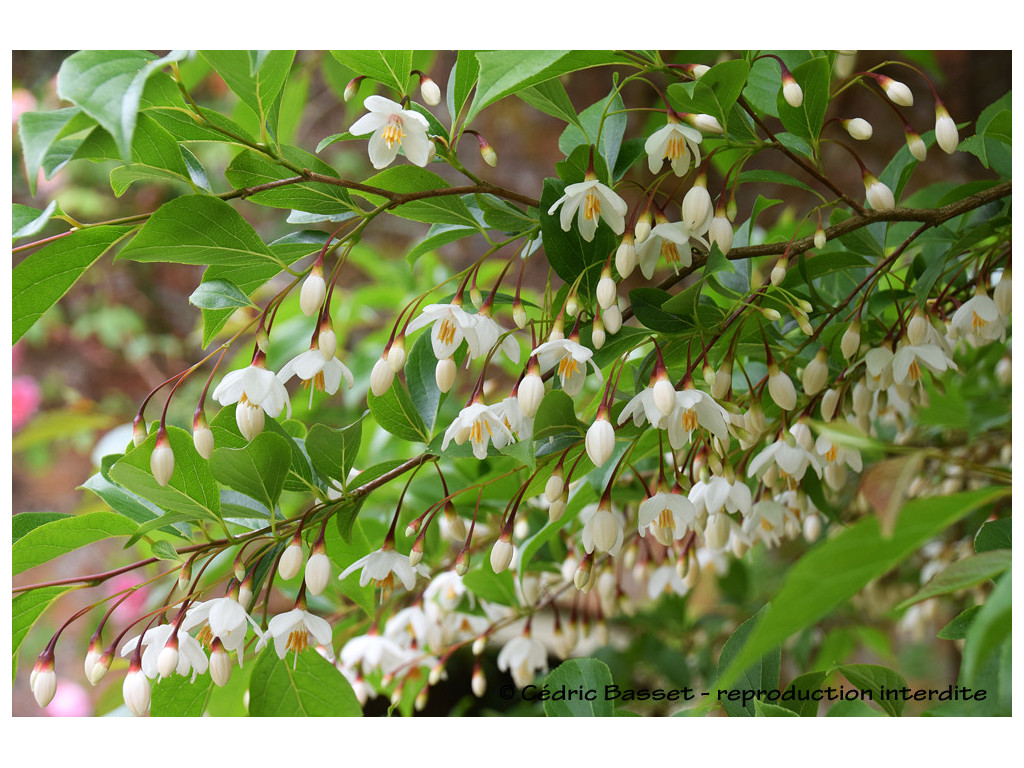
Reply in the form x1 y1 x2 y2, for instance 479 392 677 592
689 475 752 519
638 491 698 546
891 342 956 386
181 596 263 663
580 500 624 556
618 386 670 430
121 624 209 681
489 396 533 441
949 292 1004 343
647 563 690 599
349 95 432 169
339 631 414 678
636 217 706 279
441 401 516 460
497 634 549 688
746 431 823 487
547 175 627 242
665 387 730 451
531 338 601 396
339 547 428 592
405 303 479 360
212 359 291 440
277 349 354 396
645 116 703 176
256 607 334 663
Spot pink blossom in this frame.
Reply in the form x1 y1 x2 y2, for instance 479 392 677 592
45 681 92 717
108 575 149 625
12 376 41 431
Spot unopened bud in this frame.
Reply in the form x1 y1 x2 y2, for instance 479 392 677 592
470 286 483 309
387 336 407 373
814 227 827 250
408 537 424 567
821 388 840 422
585 414 615 467
863 173 895 211
87 650 113 685
843 117 873 141
545 469 565 503
210 640 231 687
304 548 331 596
934 102 959 154
803 514 822 543
768 364 797 411
31 655 57 708
344 76 362 102
157 639 179 679
490 537 514 574
299 265 327 317
435 357 456 393
709 215 733 255
771 256 788 286
192 415 214 460
513 300 528 329
591 317 606 350
634 214 652 244
318 325 337 360
548 489 567 523
802 348 829 396
681 178 713 234
151 428 175 487
653 377 676 416
879 75 913 107
907 311 929 346
994 271 1012 316
574 556 593 591
472 665 487 697
133 416 148 447
278 534 304 580
565 293 579 317
692 113 723 134
478 139 497 167
782 74 803 108
420 76 441 106
370 355 395 397
603 303 622 335
840 320 861 360
760 307 782 322
906 129 927 162
597 269 616 310
712 359 732 400
122 664 151 717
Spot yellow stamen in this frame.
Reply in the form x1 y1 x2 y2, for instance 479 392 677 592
666 136 685 160
196 624 213 649
382 115 404 149
470 420 482 444
972 311 988 331
373 573 395 592
908 358 922 382
680 408 698 433
825 445 838 463
583 190 601 222
657 508 674 531
286 628 309 655
662 240 680 264
761 517 775 532
557 355 580 380
438 318 456 346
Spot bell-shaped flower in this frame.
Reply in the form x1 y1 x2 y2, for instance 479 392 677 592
255 607 333 664
467 314 521 364
349 95 432 169
339 632 413 678
689 475 752 519
666 387 730 451
441 401 516 460
645 116 703 176
385 606 442 652
531 338 601 396
497 634 549 688
741 500 795 549
277 349 354 396
489 396 533 441
182 596 263 664
618 386 669 430
891 341 956 386
747 431 823 487
212 360 291 440
638 491 697 546
121 624 209 682
636 218 706 279
547 175 627 242
405 303 478 360
950 292 1004 343
339 546 428 592
580 500 624 556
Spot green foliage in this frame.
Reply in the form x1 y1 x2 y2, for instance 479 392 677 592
248 647 363 716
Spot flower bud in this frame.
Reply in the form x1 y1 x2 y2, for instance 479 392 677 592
704 511 731 550
597 270 616 310
304 548 331 597
133 416 148 447
319 325 337 360
467 664 486 697
820 388 840 422
760 307 782 322
454 548 470 576
210 640 231 687
767 363 797 411
470 286 483 309
88 650 113 685
387 336 406 373
157 639 179 679
852 380 872 417
803 513 822 543
690 64 710 78
841 320 861 360
585 414 615 467
238 580 252 607
31 656 57 708
574 556 593 591
691 113 723 134
518 371 545 420
84 640 103 684
843 117 873 141
344 77 362 102
653 377 676 416
193 416 214 461
591 318 606 350
123 664 151 717
814 227 827 250
782 75 803 108
235 401 264 441
513 300 528 329
906 129 927 162
278 534 304 581
771 256 788 286
708 215 733 255
548 314 564 342
603 303 622 335
435 357 456 393
633 214 651 244
151 428 175 487
934 102 958 154
879 75 913 107
490 537 514 574
907 310 929 346
548 489 567 523
545 469 565 503
299 265 326 317
419 76 441 106
479 139 497 167
681 178 713 234
802 348 829 396
565 293 579 318
994 271 1011 316
712 359 732 400
863 174 895 211
370 355 394 397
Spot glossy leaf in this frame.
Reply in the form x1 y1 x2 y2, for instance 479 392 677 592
937 606 981 641
12 201 58 241
17 107 92 193
13 512 138 574
835 664 908 717
462 563 518 607
367 379 430 443
201 50 295 140
305 420 363 491
542 658 615 717
248 647 362 716
518 79 582 128
189 279 256 311
446 49 479 125
151 674 214 717
224 146 355 214
13 587 72 664
778 670 827 716
13 225 132 343
209 431 292 513
895 550 1011 610
353 166 480 227
717 605 781 717
776 56 830 142
974 518 1011 553
961 570 1011 686
331 51 412 97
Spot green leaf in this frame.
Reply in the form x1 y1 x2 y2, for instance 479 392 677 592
56 50 187 161
831 208 884 258
12 201 58 241
499 438 536 471
406 223 479 265
201 50 295 140
753 700 799 717
353 166 479 227
110 425 223 538
81 463 172 529
331 51 412 97
12 512 71 543
224 146 355 214
447 49 479 125
961 570 1011 687
13 225 132 343
12 512 137 574
776 56 831 142
469 51 629 122
974 518 1011 553
539 178 617 297
108 111 193 195
667 59 750 128
518 79 582 128
13 586 72 664
151 674 214 716
117 195 284 268
558 88 627 174
834 664 908 717
630 287 688 334
367 378 430 443
827 698 886 717
779 670 827 716
248 647 362 716
736 169 818 196
542 658 615 717
462 563 518 606
404 332 455 435
189 279 257 311
717 605 781 717
937 606 982 641
209 431 291 513
149 540 181 561
532 390 584 442
895 550 1011 610
17 107 93 194
305 420 363 491
716 487 1007 689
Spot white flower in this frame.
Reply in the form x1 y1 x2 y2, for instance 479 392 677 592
879 76 914 107
547 176 627 242
489 396 533 440
256 607 333 662
212 362 291 440
467 314 521 364
638 491 697 546
689 475 752 519
767 364 797 411
181 597 263 663
340 547 428 593
666 388 730 451
123 666 151 717
497 634 548 688
349 95 432 169
647 563 690 599
385 606 442 651
277 350 354 396
864 346 895 390
950 293 1003 342
708 215 733 255
844 117 873 140
892 342 956 385
585 415 615 467
782 78 803 108
741 500 794 548
864 175 895 211
934 104 959 154
423 572 468 615
747 433 823 486
618 386 670 429
636 219 706 279
405 303 477 360
121 624 209 681
340 633 412 677
645 118 702 176
580 501 624 556
531 338 601 396
441 402 516 460
681 183 714 234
